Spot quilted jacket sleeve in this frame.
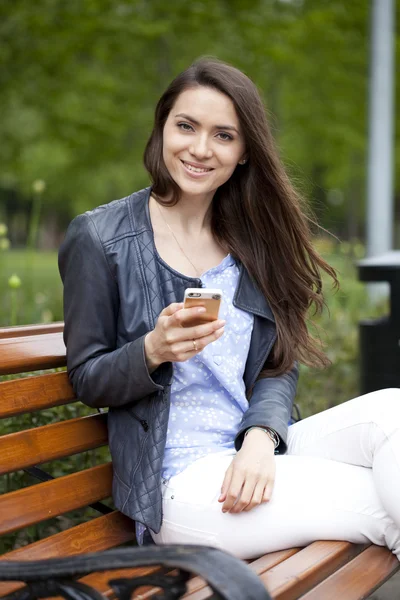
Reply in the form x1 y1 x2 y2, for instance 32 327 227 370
234 361 299 454
58 213 163 408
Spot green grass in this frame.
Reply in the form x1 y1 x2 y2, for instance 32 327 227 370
0 250 63 327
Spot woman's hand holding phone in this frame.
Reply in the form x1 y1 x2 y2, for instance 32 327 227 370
144 302 225 373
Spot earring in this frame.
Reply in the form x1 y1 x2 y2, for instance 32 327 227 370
239 159 247 165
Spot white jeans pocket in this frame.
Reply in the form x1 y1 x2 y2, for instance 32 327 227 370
151 516 220 548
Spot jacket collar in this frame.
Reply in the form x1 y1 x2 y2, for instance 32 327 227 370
130 186 275 323
234 264 275 323
129 186 153 234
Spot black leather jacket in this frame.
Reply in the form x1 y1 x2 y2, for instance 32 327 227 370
58 187 298 534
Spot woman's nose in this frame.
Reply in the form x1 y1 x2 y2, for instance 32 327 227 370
189 136 213 159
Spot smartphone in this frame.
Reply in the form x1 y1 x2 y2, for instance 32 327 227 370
183 288 223 327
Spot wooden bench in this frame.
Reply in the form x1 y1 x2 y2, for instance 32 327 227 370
0 323 399 599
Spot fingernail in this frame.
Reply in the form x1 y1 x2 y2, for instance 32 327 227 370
222 509 227 513
217 327 224 335
219 320 226 326
197 307 206 313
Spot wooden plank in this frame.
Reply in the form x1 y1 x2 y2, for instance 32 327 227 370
0 463 113 535
259 541 365 600
0 372 74 418
0 332 66 375
0 323 64 340
185 543 365 600
182 548 301 600
0 511 135 597
0 413 108 475
300 545 400 600
248 548 301 575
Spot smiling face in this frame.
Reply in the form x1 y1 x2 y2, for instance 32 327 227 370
162 86 246 201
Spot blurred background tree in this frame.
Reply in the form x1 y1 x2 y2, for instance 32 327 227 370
1 0 399 244
0 0 397 404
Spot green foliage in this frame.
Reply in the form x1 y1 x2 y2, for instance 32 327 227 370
297 238 388 417
1 0 399 232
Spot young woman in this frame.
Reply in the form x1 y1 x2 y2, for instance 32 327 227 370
59 58 400 560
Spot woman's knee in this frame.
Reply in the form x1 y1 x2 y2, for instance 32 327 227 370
363 388 400 423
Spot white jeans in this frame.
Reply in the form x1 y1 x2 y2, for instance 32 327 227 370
151 389 400 560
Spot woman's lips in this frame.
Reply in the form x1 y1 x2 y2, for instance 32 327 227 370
180 160 214 177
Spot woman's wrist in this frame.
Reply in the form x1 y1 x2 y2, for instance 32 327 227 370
244 426 279 451
144 331 162 373
243 428 275 453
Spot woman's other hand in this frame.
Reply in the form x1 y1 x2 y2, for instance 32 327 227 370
144 302 225 372
219 429 276 513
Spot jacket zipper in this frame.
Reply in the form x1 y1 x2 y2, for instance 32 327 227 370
162 382 172 402
129 411 149 432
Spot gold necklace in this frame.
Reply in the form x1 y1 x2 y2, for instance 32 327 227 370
156 201 203 278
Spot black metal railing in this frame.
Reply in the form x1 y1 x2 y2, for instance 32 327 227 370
0 545 271 600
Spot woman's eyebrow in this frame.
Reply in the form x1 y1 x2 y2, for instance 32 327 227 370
174 113 239 134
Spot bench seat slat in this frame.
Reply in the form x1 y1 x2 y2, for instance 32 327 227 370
182 542 362 600
0 372 74 418
0 511 135 597
0 413 108 475
182 548 301 600
0 333 66 375
300 544 400 600
0 463 113 535
259 540 365 600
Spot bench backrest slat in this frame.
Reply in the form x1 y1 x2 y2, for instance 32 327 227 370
0 372 74 418
0 511 135 596
0 323 64 340
0 413 108 475
0 333 66 375
0 324 137 590
0 463 112 535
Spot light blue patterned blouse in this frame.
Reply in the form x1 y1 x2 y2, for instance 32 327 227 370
162 253 254 479
136 253 254 544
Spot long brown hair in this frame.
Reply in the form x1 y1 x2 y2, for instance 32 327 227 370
144 57 338 376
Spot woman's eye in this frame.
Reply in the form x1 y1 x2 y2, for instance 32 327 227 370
178 122 193 131
217 132 233 141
